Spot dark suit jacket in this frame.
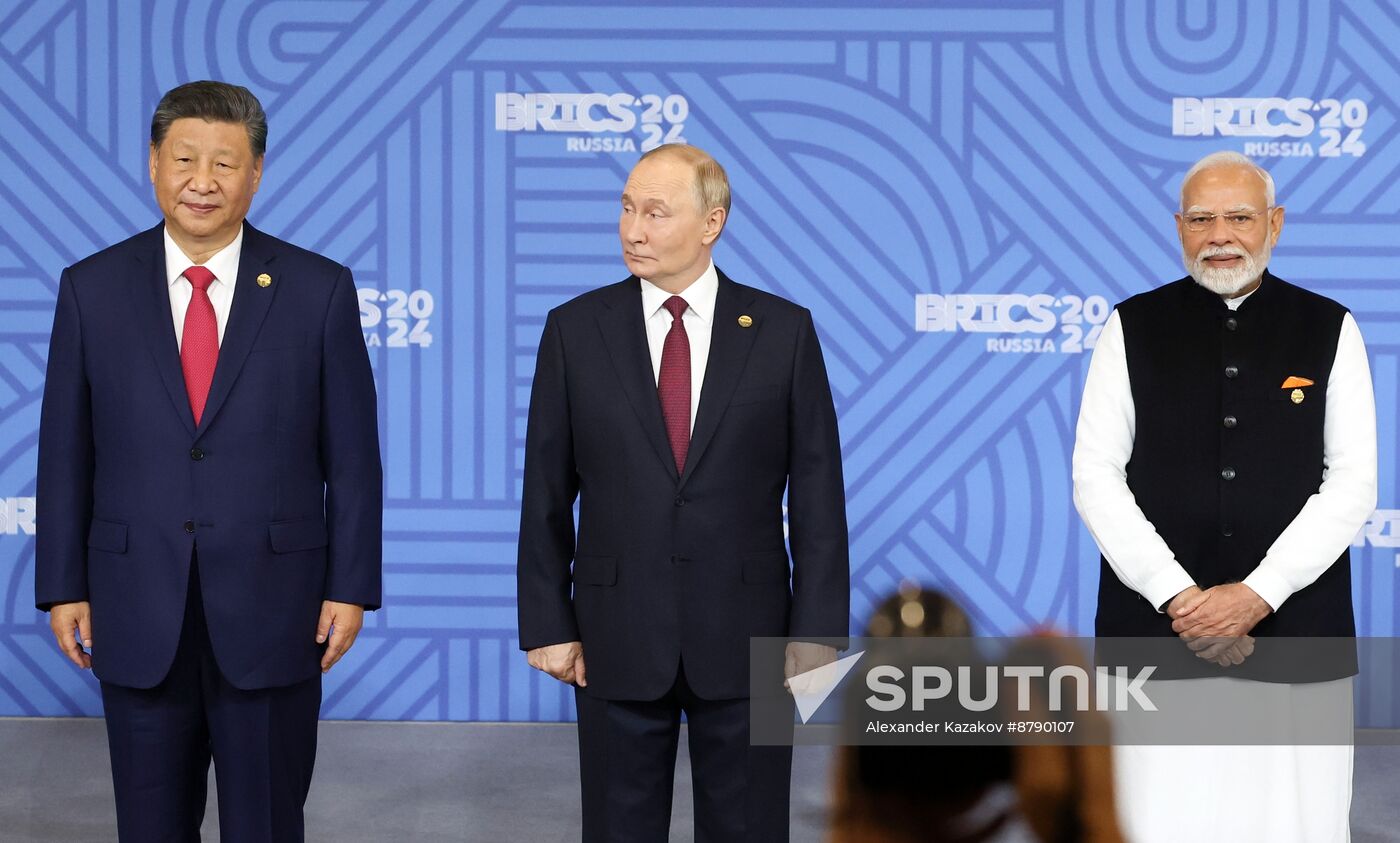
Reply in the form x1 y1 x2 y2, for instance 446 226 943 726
35 222 382 691
517 269 850 700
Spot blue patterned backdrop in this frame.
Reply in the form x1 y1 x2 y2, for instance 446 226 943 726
1 0 1397 721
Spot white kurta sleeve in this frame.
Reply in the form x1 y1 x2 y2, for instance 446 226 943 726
1242 312 1378 610
1072 309 1197 612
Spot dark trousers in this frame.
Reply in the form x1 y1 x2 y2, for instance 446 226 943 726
99 551 321 842
574 662 793 843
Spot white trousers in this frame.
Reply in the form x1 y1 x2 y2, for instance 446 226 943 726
1111 677 1354 843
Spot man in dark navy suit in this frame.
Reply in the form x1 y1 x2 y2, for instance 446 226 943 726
36 81 382 841
518 144 850 841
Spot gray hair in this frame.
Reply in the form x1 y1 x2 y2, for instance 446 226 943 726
151 81 267 157
1180 151 1275 209
638 143 732 217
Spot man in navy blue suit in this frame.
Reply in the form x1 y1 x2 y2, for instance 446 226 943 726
518 144 850 841
35 81 382 841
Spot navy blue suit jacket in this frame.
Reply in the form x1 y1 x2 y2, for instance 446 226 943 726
35 222 382 691
517 271 850 700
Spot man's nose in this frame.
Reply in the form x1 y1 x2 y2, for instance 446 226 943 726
188 163 217 193
1204 215 1236 245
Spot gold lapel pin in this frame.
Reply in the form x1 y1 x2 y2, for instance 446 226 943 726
1291 388 1305 404
737 315 753 328
256 273 272 288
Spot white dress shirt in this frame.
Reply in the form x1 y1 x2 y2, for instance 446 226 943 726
641 261 718 433
164 227 242 350
1072 288 1378 613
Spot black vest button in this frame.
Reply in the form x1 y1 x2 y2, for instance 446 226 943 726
190 448 204 461
1225 317 1238 331
1220 467 1237 481
183 520 196 534
1224 365 1239 378
1223 416 1237 429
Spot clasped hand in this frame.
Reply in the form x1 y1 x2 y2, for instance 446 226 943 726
1165 584 1271 666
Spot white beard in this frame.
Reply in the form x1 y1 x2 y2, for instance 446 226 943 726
1184 241 1270 297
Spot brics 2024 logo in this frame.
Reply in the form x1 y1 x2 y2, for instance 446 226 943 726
1172 97 1368 158
358 288 434 349
494 92 689 152
914 294 1111 355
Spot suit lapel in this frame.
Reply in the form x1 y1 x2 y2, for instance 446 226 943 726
132 224 197 437
596 278 680 482
195 223 279 437
679 272 758 488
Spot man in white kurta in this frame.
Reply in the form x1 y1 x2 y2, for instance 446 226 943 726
1072 151 1377 843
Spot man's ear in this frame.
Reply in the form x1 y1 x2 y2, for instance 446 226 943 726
1268 204 1285 247
149 143 158 185
701 207 726 246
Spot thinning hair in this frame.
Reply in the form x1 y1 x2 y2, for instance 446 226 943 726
638 143 731 218
151 81 268 157
1180 150 1275 209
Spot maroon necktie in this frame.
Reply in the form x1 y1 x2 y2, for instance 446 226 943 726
181 265 219 425
657 296 691 473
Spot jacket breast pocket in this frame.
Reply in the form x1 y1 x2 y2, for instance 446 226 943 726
251 332 309 354
741 550 790 583
87 519 128 554
730 385 784 407
572 555 617 586
269 518 329 553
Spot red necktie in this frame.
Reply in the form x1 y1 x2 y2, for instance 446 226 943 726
657 296 691 473
181 265 219 425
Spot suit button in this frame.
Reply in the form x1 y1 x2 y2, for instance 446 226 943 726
190 448 204 461
1222 526 1235 537
674 496 687 507
183 520 195 534
1224 365 1239 379
1223 416 1237 429
1225 317 1238 331
1220 467 1237 481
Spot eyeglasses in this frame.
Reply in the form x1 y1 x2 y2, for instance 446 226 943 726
1180 208 1273 232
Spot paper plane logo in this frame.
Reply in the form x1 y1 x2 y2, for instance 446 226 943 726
788 651 865 724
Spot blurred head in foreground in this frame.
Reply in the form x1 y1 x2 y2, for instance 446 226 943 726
827 584 1124 843
829 585 1019 843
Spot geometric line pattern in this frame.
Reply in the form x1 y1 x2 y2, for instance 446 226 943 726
1 1 1396 723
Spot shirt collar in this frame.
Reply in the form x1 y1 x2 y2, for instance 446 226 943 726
164 225 244 289
640 260 718 324
1223 285 1257 311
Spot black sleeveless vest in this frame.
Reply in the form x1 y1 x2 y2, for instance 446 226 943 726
1095 272 1354 646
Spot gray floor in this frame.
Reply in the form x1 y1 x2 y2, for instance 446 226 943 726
0 718 834 842
3 718 1400 842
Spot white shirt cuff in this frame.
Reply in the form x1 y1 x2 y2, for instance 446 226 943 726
1141 565 1198 614
1241 567 1292 613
